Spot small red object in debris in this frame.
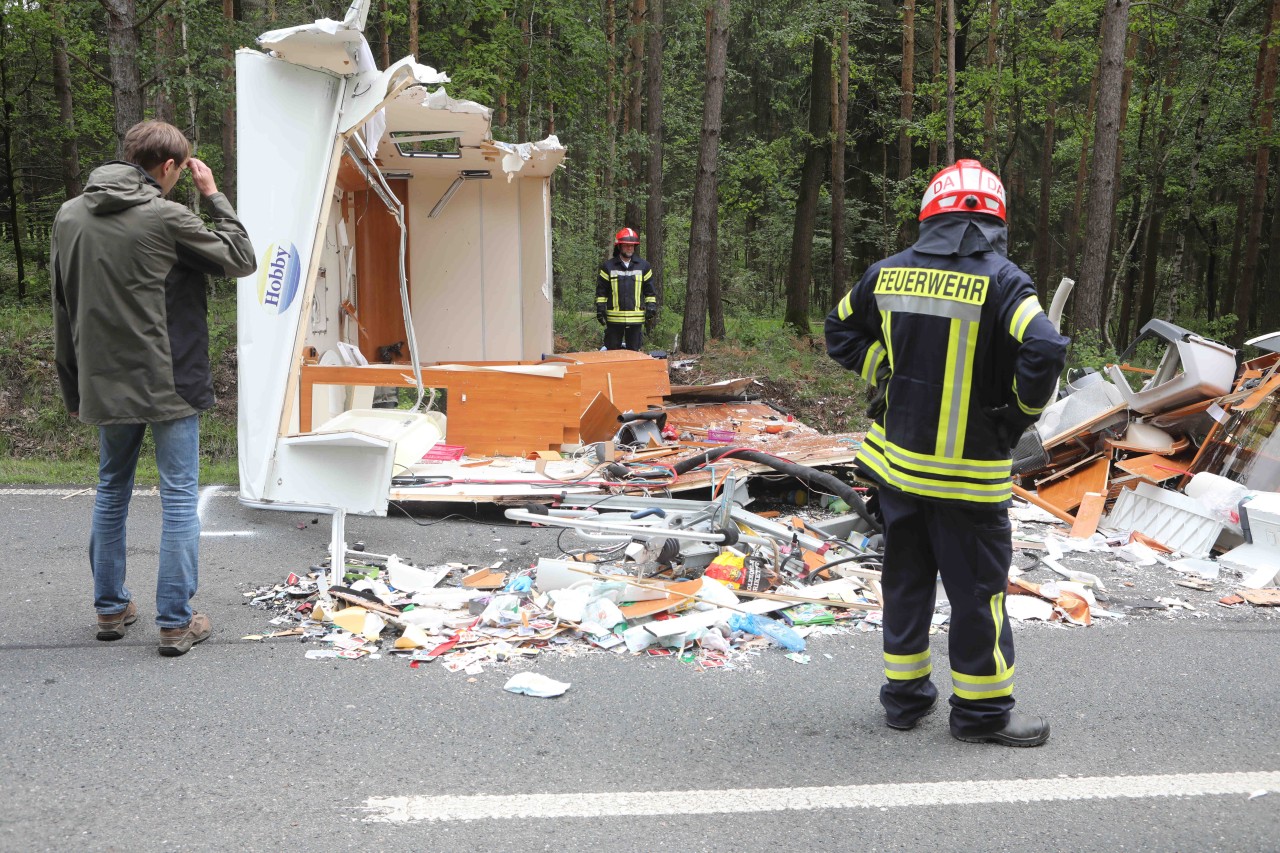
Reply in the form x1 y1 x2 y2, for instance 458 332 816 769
421 444 467 462
1220 594 1245 606
286 572 300 586
706 428 736 443
297 601 314 613
426 636 459 657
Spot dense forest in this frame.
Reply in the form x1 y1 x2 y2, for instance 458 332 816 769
0 0 1276 355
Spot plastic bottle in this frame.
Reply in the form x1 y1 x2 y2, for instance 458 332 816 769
728 612 806 652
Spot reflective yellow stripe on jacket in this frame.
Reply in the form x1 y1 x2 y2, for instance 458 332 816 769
856 423 1013 504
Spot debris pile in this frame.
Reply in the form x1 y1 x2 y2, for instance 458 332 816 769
1006 321 1280 615
243 495 892 673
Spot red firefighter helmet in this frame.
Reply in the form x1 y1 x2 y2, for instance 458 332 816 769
614 227 641 246
919 159 1007 222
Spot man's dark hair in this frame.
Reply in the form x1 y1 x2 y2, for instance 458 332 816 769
122 121 191 171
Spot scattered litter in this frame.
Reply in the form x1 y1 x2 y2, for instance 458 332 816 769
1238 589 1280 607
504 673 570 697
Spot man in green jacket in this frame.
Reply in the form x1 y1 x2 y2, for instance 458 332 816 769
51 120 257 656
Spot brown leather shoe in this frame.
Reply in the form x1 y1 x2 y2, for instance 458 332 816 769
158 613 212 657
96 601 138 641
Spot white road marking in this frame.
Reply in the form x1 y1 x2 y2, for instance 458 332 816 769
361 770 1280 824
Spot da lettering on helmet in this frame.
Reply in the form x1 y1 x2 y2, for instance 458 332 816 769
874 267 990 306
257 242 301 314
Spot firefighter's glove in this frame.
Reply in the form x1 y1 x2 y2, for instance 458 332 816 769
987 404 1039 453
644 305 658 333
596 307 607 326
865 360 893 423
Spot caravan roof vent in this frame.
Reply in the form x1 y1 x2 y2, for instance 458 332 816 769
390 131 462 158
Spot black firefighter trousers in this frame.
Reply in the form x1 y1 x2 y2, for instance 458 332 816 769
877 486 1017 735
603 322 644 351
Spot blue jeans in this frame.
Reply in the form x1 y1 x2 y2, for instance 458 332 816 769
90 415 201 628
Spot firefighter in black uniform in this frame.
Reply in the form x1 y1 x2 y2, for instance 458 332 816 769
597 227 658 350
826 160 1068 747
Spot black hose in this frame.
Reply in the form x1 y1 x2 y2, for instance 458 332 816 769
673 446 882 534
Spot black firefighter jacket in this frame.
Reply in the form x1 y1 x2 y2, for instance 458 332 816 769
825 216 1069 508
596 255 657 324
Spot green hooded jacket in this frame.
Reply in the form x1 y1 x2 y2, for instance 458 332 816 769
51 162 257 425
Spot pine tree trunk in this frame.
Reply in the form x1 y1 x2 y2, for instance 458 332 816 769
517 13 531 143
0 12 25 298
625 0 646 230
221 0 237 206
831 15 850 307
983 0 999 162
51 22 82 200
100 0 145 156
604 0 617 227
1032 28 1061 303
898 1 915 248
680 0 729 354
1065 72 1098 280
1237 0 1280 344
945 0 956 163
709 201 725 339
408 0 418 58
153 15 176 123
1076 0 1130 334
379 0 389 67
644 0 665 305
783 35 833 335
930 0 941 167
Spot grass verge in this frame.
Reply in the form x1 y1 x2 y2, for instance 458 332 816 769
0 286 240 486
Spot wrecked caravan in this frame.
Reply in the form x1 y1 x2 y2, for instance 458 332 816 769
234 0 565 520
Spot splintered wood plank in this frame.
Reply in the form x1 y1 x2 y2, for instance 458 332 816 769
1114 451 1195 483
578 392 623 444
1034 457 1110 514
1070 492 1107 539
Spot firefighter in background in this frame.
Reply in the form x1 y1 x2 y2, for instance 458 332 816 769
597 227 658 350
826 160 1068 747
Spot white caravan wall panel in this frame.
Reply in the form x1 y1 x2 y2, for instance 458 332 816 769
519 177 555 360
234 50 342 503
408 176 484 360
479 178 525 360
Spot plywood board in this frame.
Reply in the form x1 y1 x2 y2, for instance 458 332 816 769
548 350 671 413
1070 492 1107 538
1114 451 1195 483
353 178 411 363
1035 457 1110 514
578 392 623 444
298 364 582 456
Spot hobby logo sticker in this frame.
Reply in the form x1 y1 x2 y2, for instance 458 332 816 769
257 242 301 314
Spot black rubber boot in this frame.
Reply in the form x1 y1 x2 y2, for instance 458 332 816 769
951 712 1050 747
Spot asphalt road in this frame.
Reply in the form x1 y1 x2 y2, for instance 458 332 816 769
2 486 1278 852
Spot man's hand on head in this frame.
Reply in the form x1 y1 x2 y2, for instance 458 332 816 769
188 157 218 197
